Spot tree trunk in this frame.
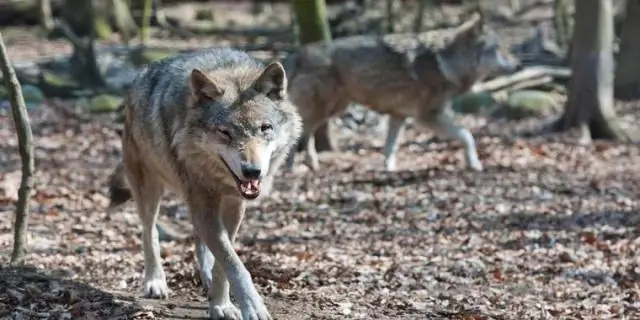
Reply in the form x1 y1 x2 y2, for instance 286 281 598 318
0 32 36 264
140 0 153 44
112 0 139 44
292 0 331 44
555 0 629 141
413 0 429 32
291 0 337 152
614 0 640 100
553 0 572 51
38 0 55 32
385 0 395 34
60 0 107 87
509 0 521 13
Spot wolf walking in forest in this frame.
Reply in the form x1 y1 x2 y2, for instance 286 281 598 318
106 48 302 320
284 12 520 172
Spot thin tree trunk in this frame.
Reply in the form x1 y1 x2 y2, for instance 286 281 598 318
38 0 55 32
614 0 640 100
413 0 429 32
553 0 572 51
509 0 521 13
60 0 107 87
555 0 629 141
386 0 395 33
0 32 35 264
292 0 337 152
112 0 139 45
140 0 153 44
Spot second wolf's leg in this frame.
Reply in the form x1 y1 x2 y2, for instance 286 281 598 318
191 198 270 320
303 133 319 171
419 108 483 171
286 126 321 172
124 159 168 298
382 115 406 171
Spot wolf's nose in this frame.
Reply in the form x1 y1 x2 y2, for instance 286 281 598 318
241 164 262 180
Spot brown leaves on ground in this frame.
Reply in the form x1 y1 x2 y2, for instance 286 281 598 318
1 98 640 320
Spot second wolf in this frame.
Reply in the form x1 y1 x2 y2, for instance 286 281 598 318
107 48 302 320
284 13 520 172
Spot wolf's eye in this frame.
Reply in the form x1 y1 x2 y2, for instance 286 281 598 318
261 123 273 133
217 128 232 140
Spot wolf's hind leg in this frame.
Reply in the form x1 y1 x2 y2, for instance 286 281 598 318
124 160 169 298
419 108 483 171
303 133 320 171
382 115 406 171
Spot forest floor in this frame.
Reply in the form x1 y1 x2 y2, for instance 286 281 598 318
2 1 640 319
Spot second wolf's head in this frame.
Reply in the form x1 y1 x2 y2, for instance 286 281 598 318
182 61 302 200
432 12 520 85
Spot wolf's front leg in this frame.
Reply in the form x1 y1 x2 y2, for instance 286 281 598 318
382 115 406 171
419 107 483 171
191 200 271 320
195 237 214 290
195 236 242 319
126 163 170 299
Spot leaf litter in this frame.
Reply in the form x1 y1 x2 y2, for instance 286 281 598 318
1 97 639 320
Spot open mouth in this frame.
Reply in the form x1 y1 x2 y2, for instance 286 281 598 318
219 157 261 200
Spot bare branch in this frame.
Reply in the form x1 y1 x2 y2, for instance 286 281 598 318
0 32 36 264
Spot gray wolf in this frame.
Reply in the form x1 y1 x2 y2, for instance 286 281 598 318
105 48 302 320
283 12 520 172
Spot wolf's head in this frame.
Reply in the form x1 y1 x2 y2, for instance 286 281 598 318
183 61 302 200
434 12 520 85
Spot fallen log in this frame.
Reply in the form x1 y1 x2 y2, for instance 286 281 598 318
472 66 571 94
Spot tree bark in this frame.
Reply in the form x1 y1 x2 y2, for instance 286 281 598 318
60 0 106 88
38 0 55 31
555 0 629 141
292 0 337 152
553 0 572 51
140 0 153 44
112 0 139 44
0 32 36 264
614 0 640 100
413 0 429 32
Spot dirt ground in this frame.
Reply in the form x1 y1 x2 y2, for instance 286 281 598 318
2 1 640 319
2 94 640 319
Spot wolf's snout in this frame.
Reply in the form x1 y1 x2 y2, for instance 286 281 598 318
241 163 262 180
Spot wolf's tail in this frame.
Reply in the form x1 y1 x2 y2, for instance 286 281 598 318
107 159 132 210
108 106 133 210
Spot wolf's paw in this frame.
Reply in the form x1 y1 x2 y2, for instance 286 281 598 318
141 277 170 299
210 302 242 320
303 157 320 172
384 159 397 172
468 160 484 172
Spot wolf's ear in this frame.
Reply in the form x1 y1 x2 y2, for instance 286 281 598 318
190 69 224 101
255 61 287 100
